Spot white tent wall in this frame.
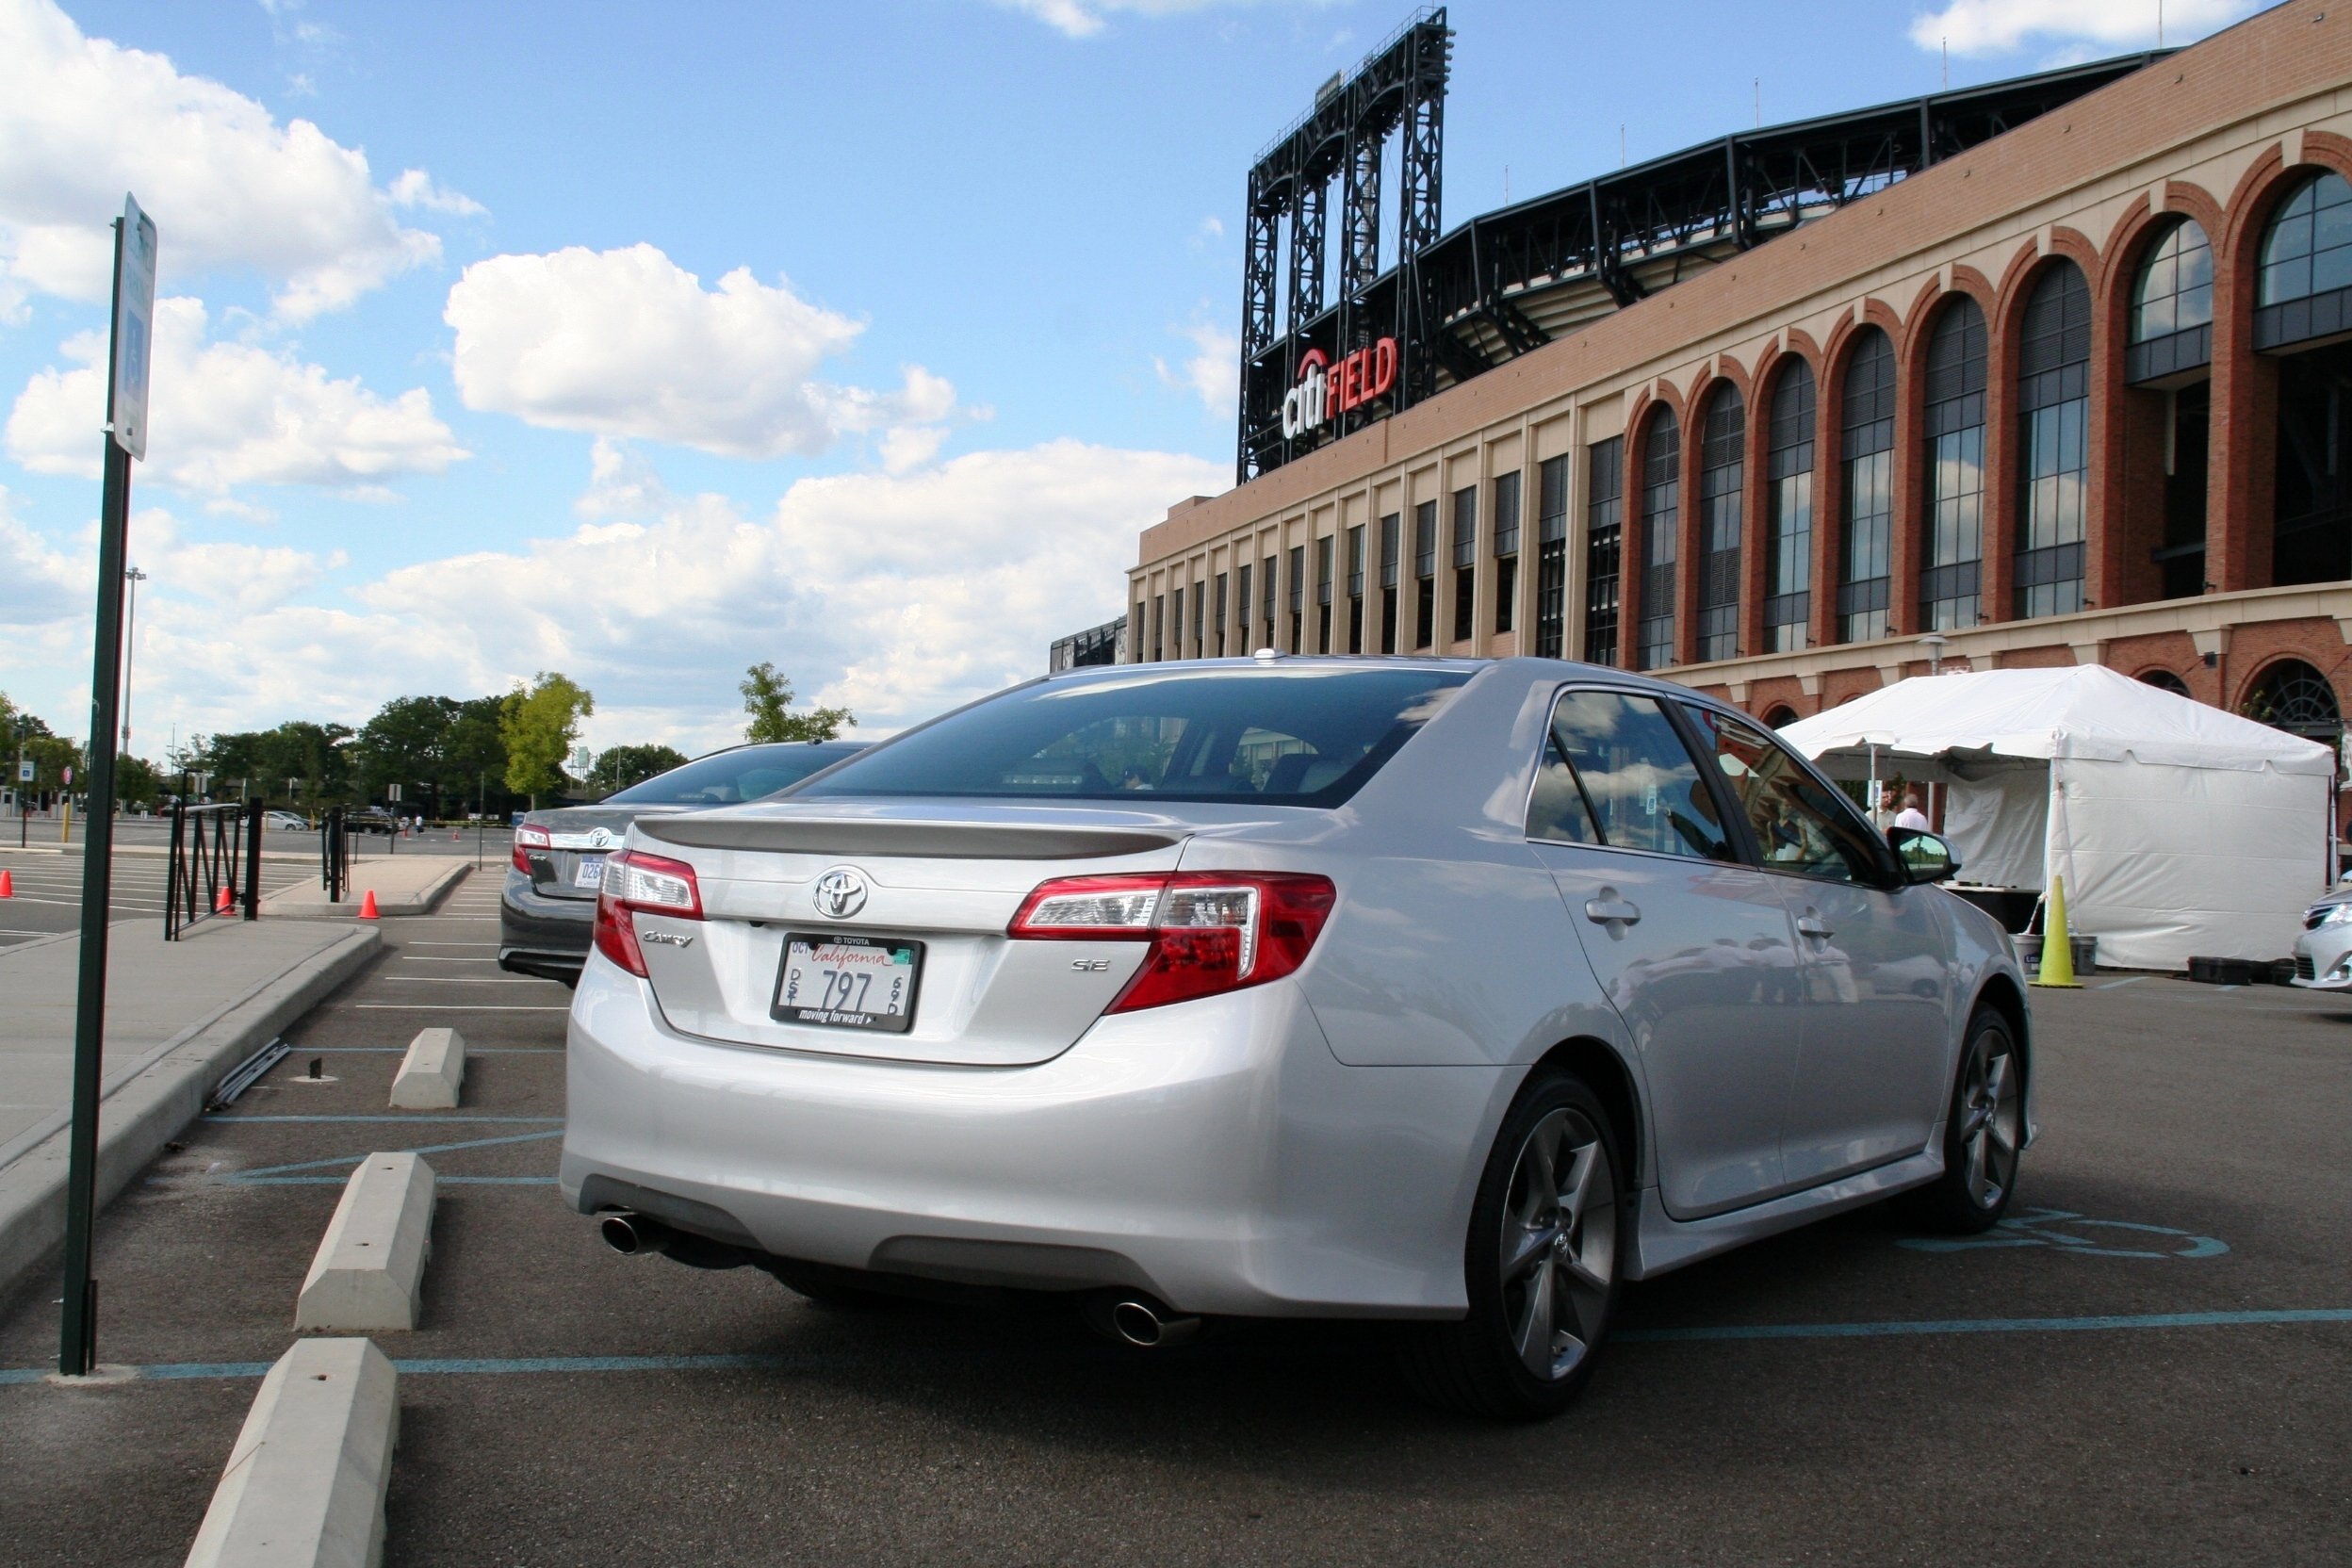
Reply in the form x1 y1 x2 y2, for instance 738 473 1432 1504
2052 755 2330 971
1776 668 2338 973
1942 763 2048 891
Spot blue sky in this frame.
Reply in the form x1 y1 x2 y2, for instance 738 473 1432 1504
0 0 2258 760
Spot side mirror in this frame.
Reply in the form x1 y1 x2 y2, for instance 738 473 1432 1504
1886 827 1961 885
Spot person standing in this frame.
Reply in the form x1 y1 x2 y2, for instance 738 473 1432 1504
1892 788 1930 833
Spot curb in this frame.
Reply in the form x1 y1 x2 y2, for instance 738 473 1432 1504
265 861 471 920
0 925 383 1304
183 1337 399 1568
295 1153 436 1332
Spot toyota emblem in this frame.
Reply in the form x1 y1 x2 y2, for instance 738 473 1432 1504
811 867 870 920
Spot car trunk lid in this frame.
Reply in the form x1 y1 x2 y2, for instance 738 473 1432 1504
628 801 1227 1066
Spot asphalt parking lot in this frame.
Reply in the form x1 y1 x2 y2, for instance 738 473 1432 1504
0 846 319 948
1 927 2345 1565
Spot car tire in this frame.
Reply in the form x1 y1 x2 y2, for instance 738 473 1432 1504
1898 1004 2025 1234
1398 1068 1625 1420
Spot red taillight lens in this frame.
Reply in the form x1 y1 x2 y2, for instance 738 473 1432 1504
592 849 704 978
1007 872 1335 1013
512 822 551 874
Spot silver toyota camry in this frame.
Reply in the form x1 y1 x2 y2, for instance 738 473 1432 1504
564 657 2033 1417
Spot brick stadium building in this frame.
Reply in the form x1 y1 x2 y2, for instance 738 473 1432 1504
1125 4 2352 804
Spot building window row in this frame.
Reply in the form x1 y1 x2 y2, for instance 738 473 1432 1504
1136 168 2352 671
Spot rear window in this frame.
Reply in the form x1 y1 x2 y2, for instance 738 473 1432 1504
605 743 864 806
794 666 1471 807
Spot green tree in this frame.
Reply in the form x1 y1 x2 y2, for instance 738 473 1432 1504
353 695 463 812
500 672 595 807
588 743 689 796
116 754 163 809
740 662 853 743
445 696 511 816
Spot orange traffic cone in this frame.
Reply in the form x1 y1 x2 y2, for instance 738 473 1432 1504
0 869 12 898
358 889 381 920
214 885 234 913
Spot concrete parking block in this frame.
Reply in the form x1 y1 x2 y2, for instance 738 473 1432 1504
387 1028 466 1109
182 1336 399 1568
295 1153 436 1332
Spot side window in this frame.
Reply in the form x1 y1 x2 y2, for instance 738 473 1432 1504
1685 707 1886 884
1526 731 1603 843
1544 689 1735 861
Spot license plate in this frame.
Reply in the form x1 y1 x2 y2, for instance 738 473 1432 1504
773 933 923 1034
574 855 607 890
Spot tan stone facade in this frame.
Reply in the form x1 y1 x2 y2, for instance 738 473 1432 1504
1129 6 2352 790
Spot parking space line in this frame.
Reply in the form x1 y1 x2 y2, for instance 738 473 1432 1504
1615 1307 2352 1342
221 1128 562 1180
8 1308 2349 1389
2097 977 2147 989
202 1114 563 1123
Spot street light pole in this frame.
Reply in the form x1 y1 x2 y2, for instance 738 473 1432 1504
121 565 146 753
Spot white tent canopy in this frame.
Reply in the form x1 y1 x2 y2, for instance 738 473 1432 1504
1778 666 2336 971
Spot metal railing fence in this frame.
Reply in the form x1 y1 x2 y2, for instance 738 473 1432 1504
320 806 349 905
165 800 262 939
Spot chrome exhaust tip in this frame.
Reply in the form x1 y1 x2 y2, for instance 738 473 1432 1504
1108 1297 1201 1349
598 1211 667 1256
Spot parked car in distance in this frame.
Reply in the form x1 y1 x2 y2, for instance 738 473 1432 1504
347 807 400 836
264 809 308 831
2292 882 2352 987
501 740 866 985
564 657 2034 1418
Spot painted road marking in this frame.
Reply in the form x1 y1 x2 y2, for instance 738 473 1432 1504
2098 977 2146 989
354 1004 569 1011
8 1309 2349 1387
1899 1207 2228 1258
203 1115 563 1123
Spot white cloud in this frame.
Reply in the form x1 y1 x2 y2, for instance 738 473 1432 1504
4 295 468 496
994 0 1332 39
0 0 463 318
1910 0 2256 56
0 487 81 632
387 169 486 218
0 437 1226 755
1154 318 1237 418
444 243 957 463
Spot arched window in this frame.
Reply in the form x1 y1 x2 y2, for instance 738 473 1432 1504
1838 328 1896 642
1922 299 1987 631
1637 409 1681 670
2137 670 2191 697
1696 384 1743 663
2127 219 2213 382
2258 172 2352 350
1762 704 1800 728
1766 361 1816 652
2241 659 2344 745
2017 264 2091 620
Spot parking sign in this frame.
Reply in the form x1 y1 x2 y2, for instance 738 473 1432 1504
111 195 157 460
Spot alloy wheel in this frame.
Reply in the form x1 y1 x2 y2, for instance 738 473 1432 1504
1954 1027 2022 1211
1498 1106 1617 1381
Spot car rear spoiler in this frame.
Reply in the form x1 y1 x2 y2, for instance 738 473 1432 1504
634 816 1184 860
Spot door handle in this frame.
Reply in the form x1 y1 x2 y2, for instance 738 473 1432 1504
1796 913 1834 939
1584 897 1642 926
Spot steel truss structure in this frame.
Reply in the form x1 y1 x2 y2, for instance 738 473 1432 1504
1238 43 2167 482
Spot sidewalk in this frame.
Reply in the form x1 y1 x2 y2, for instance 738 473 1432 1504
0 918 380 1297
265 857 471 917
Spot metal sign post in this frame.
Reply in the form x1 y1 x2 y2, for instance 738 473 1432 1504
59 194 156 1378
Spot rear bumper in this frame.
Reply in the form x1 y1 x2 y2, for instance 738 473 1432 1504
561 955 1511 1318
500 870 591 983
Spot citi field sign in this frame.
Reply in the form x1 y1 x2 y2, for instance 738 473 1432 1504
1281 338 1399 440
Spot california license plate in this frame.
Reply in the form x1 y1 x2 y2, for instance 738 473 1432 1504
773 933 923 1034
574 855 608 890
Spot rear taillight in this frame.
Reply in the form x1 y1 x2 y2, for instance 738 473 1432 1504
1007 872 1335 1012
512 822 551 874
593 849 704 978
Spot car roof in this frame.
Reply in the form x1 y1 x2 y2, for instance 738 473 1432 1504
1040 654 1733 712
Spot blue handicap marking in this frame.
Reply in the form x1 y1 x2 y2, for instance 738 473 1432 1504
1899 1206 2229 1259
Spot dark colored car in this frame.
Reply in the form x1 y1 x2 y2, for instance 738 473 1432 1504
498 740 866 984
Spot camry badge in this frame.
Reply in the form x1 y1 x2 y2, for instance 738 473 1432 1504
812 867 870 920
641 930 694 948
